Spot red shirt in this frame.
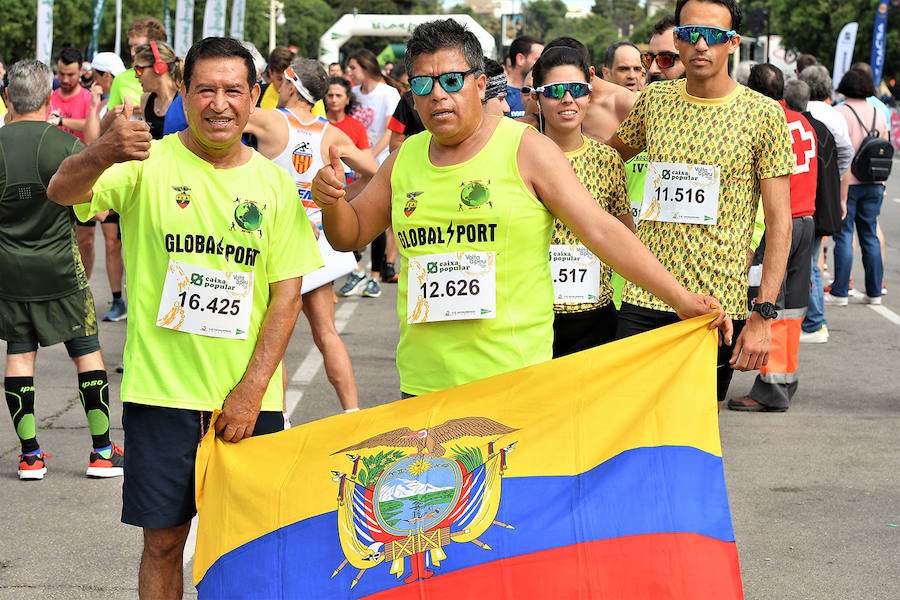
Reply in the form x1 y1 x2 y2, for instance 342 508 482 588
779 101 817 218
49 87 92 142
329 114 370 151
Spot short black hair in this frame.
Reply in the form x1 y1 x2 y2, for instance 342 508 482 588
183 37 256 92
675 0 742 32
405 19 484 75
651 14 677 37
746 63 783 101
56 46 83 67
508 35 542 66
836 67 876 99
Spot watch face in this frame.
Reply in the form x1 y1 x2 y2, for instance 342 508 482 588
754 302 777 319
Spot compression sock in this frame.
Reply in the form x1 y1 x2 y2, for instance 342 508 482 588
78 370 111 450
5 377 39 454
112 291 122 300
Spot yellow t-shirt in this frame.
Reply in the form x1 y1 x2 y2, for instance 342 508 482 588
553 136 630 313
615 79 793 319
75 134 322 411
391 117 554 395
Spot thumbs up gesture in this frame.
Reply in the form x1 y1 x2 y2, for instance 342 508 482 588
94 96 153 165
311 144 347 209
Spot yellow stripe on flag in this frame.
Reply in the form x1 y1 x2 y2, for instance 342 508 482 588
194 313 721 584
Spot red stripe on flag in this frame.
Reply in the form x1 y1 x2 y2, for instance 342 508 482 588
363 532 743 599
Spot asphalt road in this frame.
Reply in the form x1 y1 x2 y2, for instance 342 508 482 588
0 162 898 599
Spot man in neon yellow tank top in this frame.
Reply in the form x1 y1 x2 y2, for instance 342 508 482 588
313 19 733 397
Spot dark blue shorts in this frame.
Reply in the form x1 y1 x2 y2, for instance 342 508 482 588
121 403 283 529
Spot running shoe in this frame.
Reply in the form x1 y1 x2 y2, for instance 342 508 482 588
339 271 367 297
799 326 828 344
823 292 848 306
18 451 48 481
362 279 382 298
862 295 882 305
86 443 124 478
381 260 399 284
102 298 127 322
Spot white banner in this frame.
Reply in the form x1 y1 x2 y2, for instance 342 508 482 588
832 22 858 90
203 0 227 39
175 0 195 59
37 0 54 64
230 0 246 40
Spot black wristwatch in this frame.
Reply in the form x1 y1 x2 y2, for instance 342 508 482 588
751 301 777 319
57 115 63 127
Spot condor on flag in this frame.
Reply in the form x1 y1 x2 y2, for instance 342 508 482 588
194 314 743 599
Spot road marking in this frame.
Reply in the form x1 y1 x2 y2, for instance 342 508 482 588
183 298 359 569
868 304 900 326
893 197 900 204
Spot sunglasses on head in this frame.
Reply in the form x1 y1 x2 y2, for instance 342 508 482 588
533 81 592 100
409 67 480 96
641 52 680 70
673 25 737 45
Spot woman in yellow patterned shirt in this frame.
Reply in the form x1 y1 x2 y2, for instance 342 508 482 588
521 46 635 357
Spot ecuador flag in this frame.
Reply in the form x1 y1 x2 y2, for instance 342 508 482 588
194 315 743 598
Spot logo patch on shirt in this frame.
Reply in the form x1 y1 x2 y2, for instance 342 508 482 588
173 185 192 209
231 198 266 236
404 191 423 217
458 180 492 211
291 142 313 174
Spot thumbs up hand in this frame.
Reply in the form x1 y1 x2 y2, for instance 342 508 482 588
312 144 347 209
93 96 153 165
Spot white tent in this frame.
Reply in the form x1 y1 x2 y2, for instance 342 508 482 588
319 14 497 66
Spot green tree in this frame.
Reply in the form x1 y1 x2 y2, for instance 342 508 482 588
593 0 645 37
743 0 899 82
545 13 618 67
523 0 569 40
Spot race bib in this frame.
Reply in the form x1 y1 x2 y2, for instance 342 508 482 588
156 259 253 339
549 244 601 304
640 162 720 225
407 252 496 324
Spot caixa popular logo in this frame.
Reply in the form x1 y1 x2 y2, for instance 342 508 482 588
330 417 517 588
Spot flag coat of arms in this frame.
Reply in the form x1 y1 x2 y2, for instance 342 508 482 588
194 315 743 598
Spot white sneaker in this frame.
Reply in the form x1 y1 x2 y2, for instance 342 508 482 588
824 292 848 306
862 295 882 305
799 326 828 344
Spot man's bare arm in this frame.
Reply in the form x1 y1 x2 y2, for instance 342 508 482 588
47 98 151 206
730 175 791 371
521 129 731 339
215 277 303 442
312 145 393 251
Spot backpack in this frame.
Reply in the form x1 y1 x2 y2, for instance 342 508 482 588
846 104 893 182
802 113 843 237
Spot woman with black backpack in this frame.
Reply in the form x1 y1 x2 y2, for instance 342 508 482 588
827 68 893 306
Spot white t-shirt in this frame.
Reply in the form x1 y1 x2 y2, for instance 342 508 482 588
351 81 400 164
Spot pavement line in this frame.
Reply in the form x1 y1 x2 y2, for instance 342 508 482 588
290 301 358 384
183 298 359 569
868 304 900 326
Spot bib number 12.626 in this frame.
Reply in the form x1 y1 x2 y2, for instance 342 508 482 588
407 251 496 324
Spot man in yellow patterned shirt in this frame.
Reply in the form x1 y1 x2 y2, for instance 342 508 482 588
608 0 794 405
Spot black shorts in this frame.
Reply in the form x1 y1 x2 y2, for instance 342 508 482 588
76 210 119 226
552 302 617 358
121 403 284 529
